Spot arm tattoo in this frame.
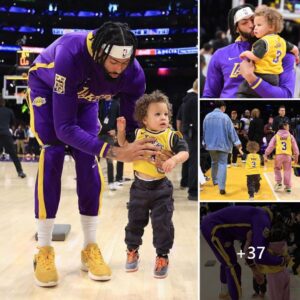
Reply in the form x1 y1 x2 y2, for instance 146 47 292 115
106 146 117 159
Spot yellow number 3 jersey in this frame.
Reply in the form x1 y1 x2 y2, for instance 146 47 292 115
133 128 184 179
275 134 292 155
253 34 287 75
245 153 261 175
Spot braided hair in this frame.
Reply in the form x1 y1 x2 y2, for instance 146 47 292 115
91 21 137 65
228 4 255 40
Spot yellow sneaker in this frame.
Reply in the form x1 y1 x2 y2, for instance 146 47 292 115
33 246 58 287
81 243 111 281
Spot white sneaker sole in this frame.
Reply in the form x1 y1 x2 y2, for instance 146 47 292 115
81 263 111 281
34 276 58 287
153 273 168 279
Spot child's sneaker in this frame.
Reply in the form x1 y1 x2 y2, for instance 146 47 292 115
284 187 292 193
274 183 282 191
125 249 139 272
249 196 254 201
81 243 111 281
154 256 169 278
33 246 59 287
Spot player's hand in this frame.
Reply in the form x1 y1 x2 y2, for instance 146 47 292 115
108 129 116 137
295 55 300 65
106 138 159 162
161 157 177 173
117 117 126 132
264 156 268 163
239 60 257 84
151 149 174 169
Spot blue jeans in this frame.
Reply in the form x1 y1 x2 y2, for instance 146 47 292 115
209 150 228 190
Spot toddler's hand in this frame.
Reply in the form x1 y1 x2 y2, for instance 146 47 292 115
293 155 298 164
162 157 177 173
154 150 174 169
239 51 250 60
117 117 126 132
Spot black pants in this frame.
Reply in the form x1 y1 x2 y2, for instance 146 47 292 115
180 160 189 187
200 151 211 173
116 161 124 181
28 137 40 155
0 134 23 173
125 176 174 255
253 276 267 294
247 174 261 197
186 136 198 197
240 135 248 156
228 147 238 164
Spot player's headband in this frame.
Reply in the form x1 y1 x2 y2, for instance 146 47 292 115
234 7 254 25
102 44 133 59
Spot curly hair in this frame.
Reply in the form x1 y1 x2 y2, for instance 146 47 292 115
134 90 172 127
246 141 260 153
255 5 284 34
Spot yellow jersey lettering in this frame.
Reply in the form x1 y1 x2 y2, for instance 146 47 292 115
77 87 114 102
53 74 66 94
230 63 240 78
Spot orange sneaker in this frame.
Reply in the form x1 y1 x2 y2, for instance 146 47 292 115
154 256 169 278
125 249 139 272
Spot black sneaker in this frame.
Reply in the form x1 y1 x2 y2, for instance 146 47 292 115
220 190 226 195
18 171 26 178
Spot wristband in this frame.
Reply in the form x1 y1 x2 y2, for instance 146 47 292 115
250 77 262 90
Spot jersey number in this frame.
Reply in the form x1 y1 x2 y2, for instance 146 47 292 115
251 161 256 168
281 141 287 150
273 50 282 63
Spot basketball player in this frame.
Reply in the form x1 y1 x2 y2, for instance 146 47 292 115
203 4 296 98
27 22 160 287
201 206 288 300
